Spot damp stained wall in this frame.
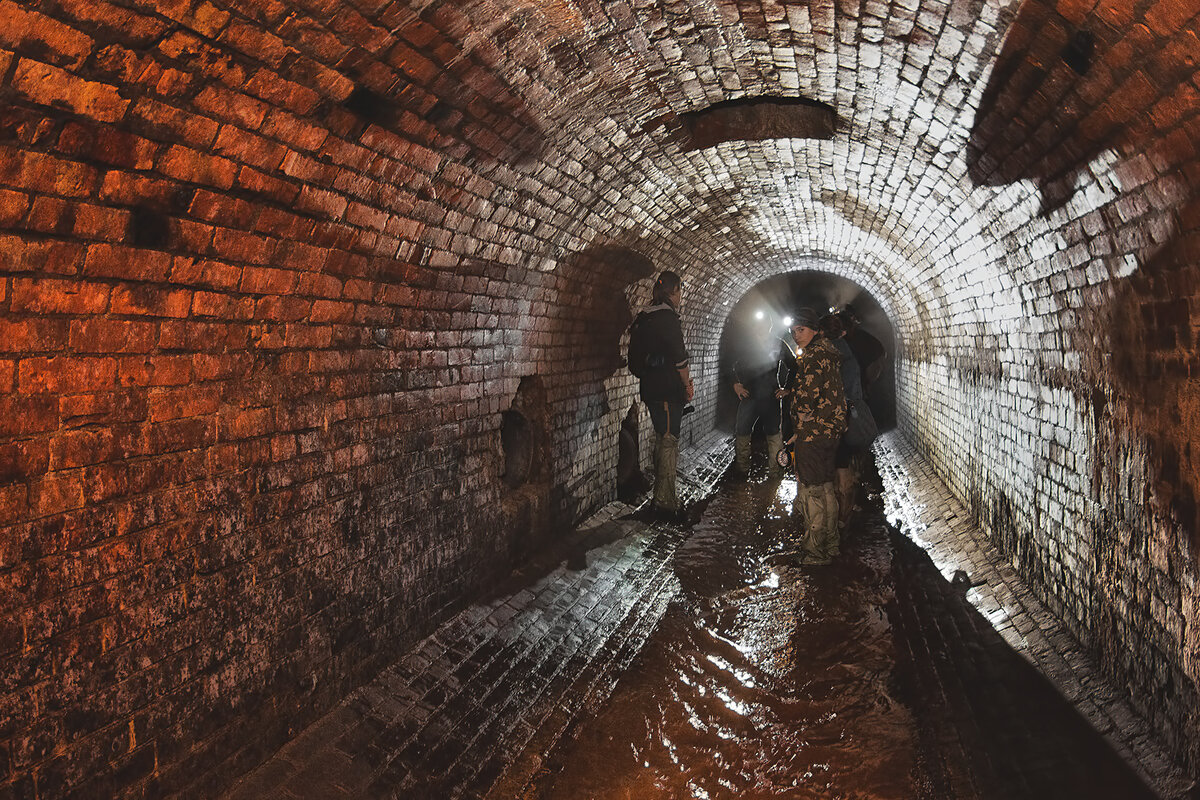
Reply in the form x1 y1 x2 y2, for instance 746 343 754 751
0 0 1197 795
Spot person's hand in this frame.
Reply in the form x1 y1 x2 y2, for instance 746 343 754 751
686 380 695 402
774 388 788 399
733 382 749 400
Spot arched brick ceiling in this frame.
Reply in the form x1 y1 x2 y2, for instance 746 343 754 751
2 0 1198 794
350 0 1043 361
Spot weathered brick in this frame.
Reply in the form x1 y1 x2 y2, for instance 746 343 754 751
1144 0 1198 36
0 188 30 226
58 390 146 426
0 319 70 353
54 0 169 45
239 267 297 295
218 21 289 67
193 352 250 381
29 471 87 517
110 285 192 318
148 385 220 422
0 2 94 68
190 290 253 319
157 320 248 352
157 144 238 190
72 204 132 242
13 59 129 123
0 148 100 198
69 318 157 353
212 228 276 264
49 428 121 470
82 244 171 282
0 395 57 436
18 356 118 394
0 483 26 526
0 439 50 484
168 258 242 291
11 278 110 315
254 295 310 322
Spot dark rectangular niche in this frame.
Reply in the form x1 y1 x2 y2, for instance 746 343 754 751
678 96 836 151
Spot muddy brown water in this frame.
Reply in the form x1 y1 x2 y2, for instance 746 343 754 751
524 474 1159 800
529 478 916 799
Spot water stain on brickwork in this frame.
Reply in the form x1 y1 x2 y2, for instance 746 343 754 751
968 0 1200 769
501 374 551 565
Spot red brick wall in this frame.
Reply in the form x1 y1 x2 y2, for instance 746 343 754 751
2 0 1199 795
0 2 662 797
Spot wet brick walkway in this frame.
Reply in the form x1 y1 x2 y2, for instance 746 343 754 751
875 434 1190 798
223 430 1192 800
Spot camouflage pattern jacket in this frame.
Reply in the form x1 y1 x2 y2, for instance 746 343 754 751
787 335 847 443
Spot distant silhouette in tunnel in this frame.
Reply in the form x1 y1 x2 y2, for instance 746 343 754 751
717 270 896 449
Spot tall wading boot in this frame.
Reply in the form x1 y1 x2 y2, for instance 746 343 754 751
765 433 783 476
836 468 856 526
822 482 841 558
796 484 831 565
654 433 680 515
734 435 752 477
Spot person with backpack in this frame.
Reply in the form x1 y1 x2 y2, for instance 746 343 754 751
627 270 693 519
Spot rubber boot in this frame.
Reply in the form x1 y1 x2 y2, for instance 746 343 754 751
797 484 831 565
822 482 841 558
765 433 783 476
653 432 680 514
734 435 752 477
836 467 855 526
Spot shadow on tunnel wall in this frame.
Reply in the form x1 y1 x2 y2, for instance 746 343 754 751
716 270 897 441
967 0 1200 768
334 3 549 167
965 0 1195 215
502 245 655 558
888 526 1160 799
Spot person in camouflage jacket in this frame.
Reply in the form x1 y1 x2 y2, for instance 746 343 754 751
784 308 847 565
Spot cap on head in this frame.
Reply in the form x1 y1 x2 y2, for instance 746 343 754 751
790 307 821 331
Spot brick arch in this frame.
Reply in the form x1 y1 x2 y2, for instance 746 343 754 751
1 0 1199 794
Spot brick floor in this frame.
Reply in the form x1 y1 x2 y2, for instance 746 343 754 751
222 430 1191 800
875 432 1191 799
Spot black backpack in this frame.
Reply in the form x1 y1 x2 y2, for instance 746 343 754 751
626 313 663 378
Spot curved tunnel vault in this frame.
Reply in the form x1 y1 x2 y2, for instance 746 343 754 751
0 0 1198 795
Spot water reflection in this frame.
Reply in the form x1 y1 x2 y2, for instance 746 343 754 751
530 475 916 799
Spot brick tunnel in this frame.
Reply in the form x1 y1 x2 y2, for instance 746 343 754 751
1 0 1199 796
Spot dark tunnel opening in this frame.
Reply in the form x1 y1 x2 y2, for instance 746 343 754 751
716 270 897 445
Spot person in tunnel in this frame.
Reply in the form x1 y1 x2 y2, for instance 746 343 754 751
821 312 879 526
783 308 847 565
728 313 793 479
631 270 694 519
842 303 887 399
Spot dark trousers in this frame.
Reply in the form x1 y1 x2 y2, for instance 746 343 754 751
647 399 683 437
793 436 838 486
735 394 781 436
